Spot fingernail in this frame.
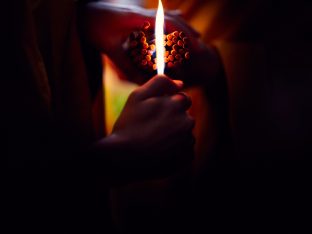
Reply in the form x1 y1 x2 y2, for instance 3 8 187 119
173 80 184 88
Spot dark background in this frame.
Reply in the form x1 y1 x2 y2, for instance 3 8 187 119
2 0 312 233
110 1 312 233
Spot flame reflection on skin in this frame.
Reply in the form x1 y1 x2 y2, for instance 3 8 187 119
155 0 165 75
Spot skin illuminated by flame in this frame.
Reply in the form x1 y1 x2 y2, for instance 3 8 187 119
155 0 165 75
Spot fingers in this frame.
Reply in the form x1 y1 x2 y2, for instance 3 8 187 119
184 115 195 132
135 75 183 100
172 80 184 89
171 113 195 135
170 92 192 111
129 79 192 113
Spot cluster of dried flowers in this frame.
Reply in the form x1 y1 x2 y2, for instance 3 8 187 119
127 21 190 73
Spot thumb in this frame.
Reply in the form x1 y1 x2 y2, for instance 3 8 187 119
136 75 183 100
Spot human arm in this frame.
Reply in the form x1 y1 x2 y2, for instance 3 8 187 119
92 75 195 184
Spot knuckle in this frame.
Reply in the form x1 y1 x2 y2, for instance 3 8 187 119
186 116 195 130
168 94 191 111
169 101 180 111
128 89 140 101
154 75 175 88
155 75 171 84
145 97 164 109
178 92 192 109
150 97 163 107
176 115 195 133
165 99 179 113
164 97 174 107
183 92 192 104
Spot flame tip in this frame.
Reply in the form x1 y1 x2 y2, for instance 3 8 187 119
155 0 165 75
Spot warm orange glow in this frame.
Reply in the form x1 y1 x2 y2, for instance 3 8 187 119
155 0 165 75
102 55 138 134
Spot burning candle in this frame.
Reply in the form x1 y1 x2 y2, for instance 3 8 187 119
155 0 165 75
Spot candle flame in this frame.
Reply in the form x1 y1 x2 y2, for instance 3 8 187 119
155 0 165 75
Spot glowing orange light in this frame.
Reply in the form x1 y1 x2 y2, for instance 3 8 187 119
155 0 165 75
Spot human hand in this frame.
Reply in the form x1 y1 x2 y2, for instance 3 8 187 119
113 75 194 152
95 75 195 180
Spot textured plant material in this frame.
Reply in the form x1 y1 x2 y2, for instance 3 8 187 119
126 21 190 74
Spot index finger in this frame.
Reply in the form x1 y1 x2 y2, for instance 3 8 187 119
136 75 183 100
